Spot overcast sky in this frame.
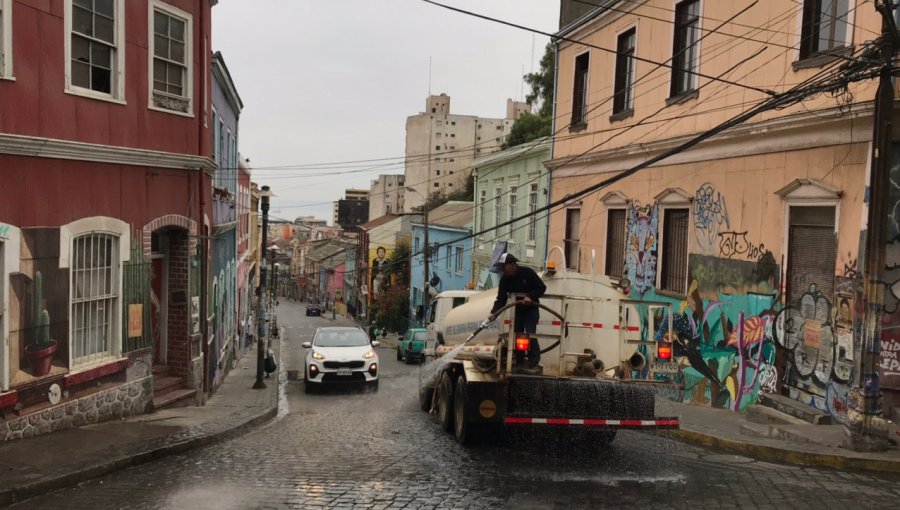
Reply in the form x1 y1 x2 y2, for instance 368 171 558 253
212 1 559 223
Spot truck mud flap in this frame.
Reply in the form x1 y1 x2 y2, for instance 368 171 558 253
506 376 656 421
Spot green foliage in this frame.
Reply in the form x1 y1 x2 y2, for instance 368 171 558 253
503 112 551 149
372 284 411 336
505 43 555 149
410 174 475 213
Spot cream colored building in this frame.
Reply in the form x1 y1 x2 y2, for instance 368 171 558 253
547 0 896 431
368 174 406 218
404 94 530 210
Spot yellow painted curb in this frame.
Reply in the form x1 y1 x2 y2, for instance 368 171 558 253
669 429 900 474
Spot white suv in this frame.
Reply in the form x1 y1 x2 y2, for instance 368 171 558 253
303 327 379 392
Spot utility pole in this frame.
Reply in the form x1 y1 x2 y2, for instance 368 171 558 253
253 185 270 390
852 0 897 447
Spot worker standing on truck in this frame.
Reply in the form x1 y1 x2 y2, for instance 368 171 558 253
487 253 547 368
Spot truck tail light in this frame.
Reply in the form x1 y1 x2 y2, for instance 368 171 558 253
657 342 672 361
515 333 530 352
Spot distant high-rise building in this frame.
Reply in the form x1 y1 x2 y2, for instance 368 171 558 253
403 94 530 211
368 174 406 218
333 188 369 226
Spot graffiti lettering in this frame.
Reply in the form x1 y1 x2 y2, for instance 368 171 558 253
759 361 778 395
717 231 766 260
625 203 658 295
841 252 860 279
694 183 729 254
774 284 852 396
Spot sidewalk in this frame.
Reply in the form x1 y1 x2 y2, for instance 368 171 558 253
658 397 900 474
0 345 280 507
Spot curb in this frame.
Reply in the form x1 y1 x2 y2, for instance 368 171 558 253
667 427 900 474
0 381 279 507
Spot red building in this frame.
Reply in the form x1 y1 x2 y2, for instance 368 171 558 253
0 0 216 440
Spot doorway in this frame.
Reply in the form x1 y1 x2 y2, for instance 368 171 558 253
151 232 170 366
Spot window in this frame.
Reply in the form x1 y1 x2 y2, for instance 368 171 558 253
786 206 836 304
0 0 12 78
671 0 701 97
613 28 636 115
212 109 219 166
435 145 441 151
71 233 120 367
605 209 627 278
571 52 590 127
67 0 125 100
508 184 518 236
800 0 850 58
564 208 581 270
414 237 420 255
451 121 456 126
445 246 451 270
660 208 689 293
479 188 487 230
494 186 502 227
455 246 464 273
434 183 440 188
528 183 539 242
150 3 191 114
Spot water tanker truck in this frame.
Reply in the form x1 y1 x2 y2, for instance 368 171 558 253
418 252 680 445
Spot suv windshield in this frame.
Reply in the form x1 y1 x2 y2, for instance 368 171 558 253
314 330 370 347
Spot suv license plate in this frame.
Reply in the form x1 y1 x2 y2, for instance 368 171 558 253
337 369 352 376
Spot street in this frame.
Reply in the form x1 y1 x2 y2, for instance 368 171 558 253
12 301 900 510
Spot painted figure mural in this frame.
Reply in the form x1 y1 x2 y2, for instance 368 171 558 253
624 203 658 295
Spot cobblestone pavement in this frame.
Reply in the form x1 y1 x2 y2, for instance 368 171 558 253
10 301 900 509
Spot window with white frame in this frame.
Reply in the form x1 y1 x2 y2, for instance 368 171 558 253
0 0 12 79
150 1 193 114
71 233 120 367
494 185 502 227
508 182 518 236
445 246 451 270
455 246 463 274
527 183 539 242
68 0 125 99
479 188 487 230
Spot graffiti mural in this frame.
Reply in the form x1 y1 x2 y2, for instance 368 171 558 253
625 203 658 295
717 231 768 260
694 183 730 254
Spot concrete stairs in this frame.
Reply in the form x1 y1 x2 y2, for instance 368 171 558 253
152 365 197 410
740 395 845 448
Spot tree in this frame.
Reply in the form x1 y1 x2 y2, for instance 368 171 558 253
505 43 555 149
410 174 475 213
525 43 556 118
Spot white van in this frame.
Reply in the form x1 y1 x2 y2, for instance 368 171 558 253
425 290 478 345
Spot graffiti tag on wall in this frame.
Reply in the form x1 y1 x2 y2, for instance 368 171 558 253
694 183 729 254
717 231 768 260
625 203 658 295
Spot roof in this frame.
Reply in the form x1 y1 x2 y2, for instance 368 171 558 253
417 201 473 229
306 240 349 262
358 214 399 231
472 137 551 170
212 52 244 115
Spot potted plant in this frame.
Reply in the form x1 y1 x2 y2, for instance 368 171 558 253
25 271 57 377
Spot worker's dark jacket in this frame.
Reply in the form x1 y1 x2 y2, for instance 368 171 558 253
491 266 547 317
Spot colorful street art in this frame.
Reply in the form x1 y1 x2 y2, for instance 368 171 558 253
622 182 858 418
625 203 658 295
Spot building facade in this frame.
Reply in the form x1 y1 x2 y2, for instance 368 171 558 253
472 138 551 289
209 51 243 393
403 95 529 211
368 174 406 218
333 188 369 227
410 202 474 324
547 0 892 434
0 0 216 438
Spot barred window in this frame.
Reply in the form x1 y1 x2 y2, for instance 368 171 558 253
527 183 538 242
71 233 120 367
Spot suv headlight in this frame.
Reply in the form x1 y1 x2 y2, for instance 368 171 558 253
312 351 325 360
363 350 376 359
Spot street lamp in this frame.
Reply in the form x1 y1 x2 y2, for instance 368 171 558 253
406 187 430 326
253 185 274 390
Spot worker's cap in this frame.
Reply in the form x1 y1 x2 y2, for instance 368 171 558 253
496 253 518 266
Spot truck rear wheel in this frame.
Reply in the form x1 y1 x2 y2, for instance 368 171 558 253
436 371 454 433
419 385 433 412
453 377 479 445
